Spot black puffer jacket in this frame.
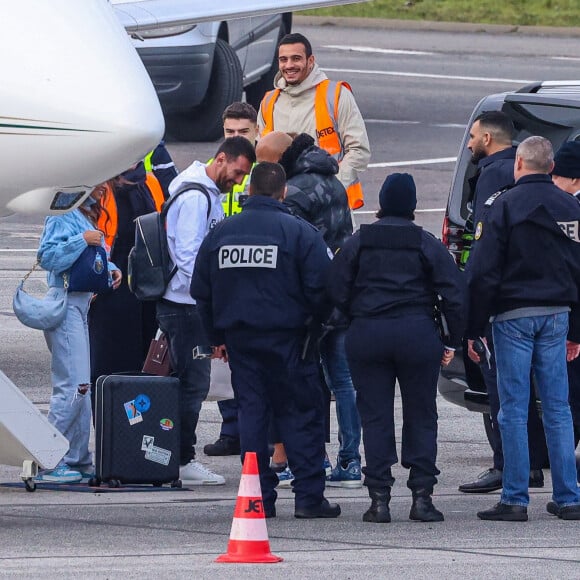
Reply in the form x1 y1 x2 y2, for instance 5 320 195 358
280 134 353 253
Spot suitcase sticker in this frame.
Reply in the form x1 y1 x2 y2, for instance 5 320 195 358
124 400 143 425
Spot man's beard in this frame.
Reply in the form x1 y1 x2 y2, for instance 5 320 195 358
217 180 231 193
470 148 486 165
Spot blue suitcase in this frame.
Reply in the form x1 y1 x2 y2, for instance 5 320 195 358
93 374 181 488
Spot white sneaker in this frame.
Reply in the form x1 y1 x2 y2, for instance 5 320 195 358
179 460 225 485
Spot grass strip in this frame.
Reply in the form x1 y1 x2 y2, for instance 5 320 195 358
302 0 580 27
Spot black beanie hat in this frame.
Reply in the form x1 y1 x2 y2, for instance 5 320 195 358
553 141 580 178
378 173 417 217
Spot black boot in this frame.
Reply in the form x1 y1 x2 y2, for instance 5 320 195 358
363 487 391 523
409 489 444 522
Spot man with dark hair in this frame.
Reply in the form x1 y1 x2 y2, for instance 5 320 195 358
221 102 259 141
466 111 517 226
157 136 255 486
247 162 286 198
203 103 260 458
256 131 361 489
468 136 580 521
258 32 370 210
459 111 547 494
191 162 341 519
278 32 313 57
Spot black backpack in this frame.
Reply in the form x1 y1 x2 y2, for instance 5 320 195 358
128 182 212 301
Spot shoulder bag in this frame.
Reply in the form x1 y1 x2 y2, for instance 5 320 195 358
13 261 68 330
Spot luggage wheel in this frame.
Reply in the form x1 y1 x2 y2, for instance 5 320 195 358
88 477 101 487
152 481 163 488
24 478 36 492
21 460 38 492
107 479 121 488
171 479 182 489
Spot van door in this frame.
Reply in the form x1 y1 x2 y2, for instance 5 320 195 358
245 14 283 86
227 17 250 73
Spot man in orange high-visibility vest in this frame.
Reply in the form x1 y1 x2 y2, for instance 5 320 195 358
258 33 370 210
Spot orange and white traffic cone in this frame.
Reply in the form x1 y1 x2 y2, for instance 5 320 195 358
216 451 283 563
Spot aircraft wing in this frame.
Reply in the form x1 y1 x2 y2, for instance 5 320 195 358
112 0 370 32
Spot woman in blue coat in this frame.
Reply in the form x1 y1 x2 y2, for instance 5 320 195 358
36 188 121 483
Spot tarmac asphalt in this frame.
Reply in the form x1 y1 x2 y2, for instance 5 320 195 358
1 394 579 578
1 15 580 580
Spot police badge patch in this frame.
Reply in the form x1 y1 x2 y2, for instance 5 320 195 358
474 221 483 240
484 186 510 207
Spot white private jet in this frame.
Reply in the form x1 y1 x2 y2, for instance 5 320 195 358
0 0 367 217
1 0 369 483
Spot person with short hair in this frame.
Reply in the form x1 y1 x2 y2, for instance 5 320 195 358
221 101 259 141
256 131 361 488
468 136 580 521
459 110 548 494
158 136 255 486
191 162 341 519
203 102 260 458
465 111 516 227
258 32 370 210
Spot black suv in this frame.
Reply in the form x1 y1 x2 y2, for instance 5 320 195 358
438 81 580 431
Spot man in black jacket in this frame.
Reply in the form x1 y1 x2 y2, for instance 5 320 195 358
551 141 580 476
459 111 547 494
256 132 362 489
191 162 340 519
467 136 580 521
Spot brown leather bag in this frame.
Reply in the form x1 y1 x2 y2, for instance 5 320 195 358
142 328 172 376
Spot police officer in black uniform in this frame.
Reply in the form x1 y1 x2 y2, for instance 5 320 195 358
552 141 580 466
191 162 340 519
327 173 466 523
467 136 580 521
460 110 547 494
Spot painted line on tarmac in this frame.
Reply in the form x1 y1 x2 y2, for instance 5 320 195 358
355 208 445 215
365 119 465 129
369 156 457 168
366 119 420 125
324 45 434 56
551 56 580 61
323 67 532 84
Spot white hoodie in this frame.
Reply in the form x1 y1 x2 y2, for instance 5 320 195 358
163 160 224 304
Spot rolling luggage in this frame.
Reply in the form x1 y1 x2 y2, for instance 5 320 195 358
93 373 181 488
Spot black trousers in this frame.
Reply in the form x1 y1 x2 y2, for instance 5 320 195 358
156 300 210 465
225 328 326 510
346 315 443 492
